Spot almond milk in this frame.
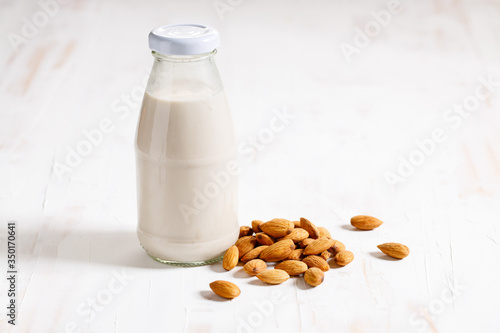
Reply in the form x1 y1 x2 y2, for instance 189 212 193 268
135 91 239 263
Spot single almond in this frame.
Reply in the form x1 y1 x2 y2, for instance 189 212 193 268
260 218 293 238
299 238 315 248
235 236 257 258
293 220 302 229
239 226 254 238
300 217 321 239
320 250 331 261
328 239 346 255
303 238 335 255
335 250 354 266
287 248 304 261
243 259 267 276
209 280 240 299
255 232 275 246
350 215 383 230
235 235 252 246
257 269 290 284
318 227 332 239
251 220 263 233
377 243 409 259
302 255 330 272
279 228 309 243
222 245 239 270
259 239 295 262
304 267 324 287
240 246 268 263
275 260 308 276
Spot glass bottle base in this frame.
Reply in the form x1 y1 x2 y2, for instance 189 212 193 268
143 248 223 267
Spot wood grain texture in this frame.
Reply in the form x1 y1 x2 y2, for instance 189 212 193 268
1 0 500 332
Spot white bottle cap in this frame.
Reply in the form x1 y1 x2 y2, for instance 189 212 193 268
149 24 220 55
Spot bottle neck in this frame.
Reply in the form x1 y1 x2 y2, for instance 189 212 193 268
152 50 217 63
146 49 223 99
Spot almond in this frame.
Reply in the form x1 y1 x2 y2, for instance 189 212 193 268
251 220 263 233
320 250 331 261
303 238 335 255
243 259 267 276
235 235 253 246
300 217 321 239
235 236 257 258
259 239 295 262
287 248 304 261
260 218 293 238
279 228 309 243
377 243 409 259
222 245 239 271
318 227 332 239
293 220 302 229
304 267 324 287
255 232 275 246
350 215 383 230
239 226 254 238
299 238 315 248
209 280 240 299
335 250 354 266
257 269 290 284
240 246 268 263
275 260 308 276
328 239 346 255
302 255 330 272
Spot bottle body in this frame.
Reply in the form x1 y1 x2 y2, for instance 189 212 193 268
135 51 239 265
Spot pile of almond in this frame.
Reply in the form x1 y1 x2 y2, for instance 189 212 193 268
210 217 353 299
209 215 410 299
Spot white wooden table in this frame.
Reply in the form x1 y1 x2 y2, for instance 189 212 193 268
1 0 500 332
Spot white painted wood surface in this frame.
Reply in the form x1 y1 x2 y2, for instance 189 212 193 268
1 0 500 332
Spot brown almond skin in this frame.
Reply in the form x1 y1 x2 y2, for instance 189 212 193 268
275 260 308 276
235 236 257 258
377 243 409 259
303 238 335 255
259 239 295 262
279 228 309 243
240 246 268 263
335 250 354 266
287 248 304 261
257 269 290 284
350 215 383 230
304 267 324 287
299 238 315 248
293 220 302 229
318 227 332 239
302 255 330 272
243 259 267 276
209 280 241 299
328 239 346 255
320 250 331 261
251 220 263 233
300 217 321 239
260 218 293 238
235 235 252 246
239 226 254 238
222 245 239 270
255 232 275 246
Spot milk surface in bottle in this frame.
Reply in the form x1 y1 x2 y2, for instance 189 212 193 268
135 24 239 266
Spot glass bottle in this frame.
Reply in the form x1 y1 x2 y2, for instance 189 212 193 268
135 24 239 266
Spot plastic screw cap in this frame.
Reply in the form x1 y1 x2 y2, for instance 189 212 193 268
149 24 220 55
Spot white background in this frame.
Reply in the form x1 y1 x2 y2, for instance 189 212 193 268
1 0 500 332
